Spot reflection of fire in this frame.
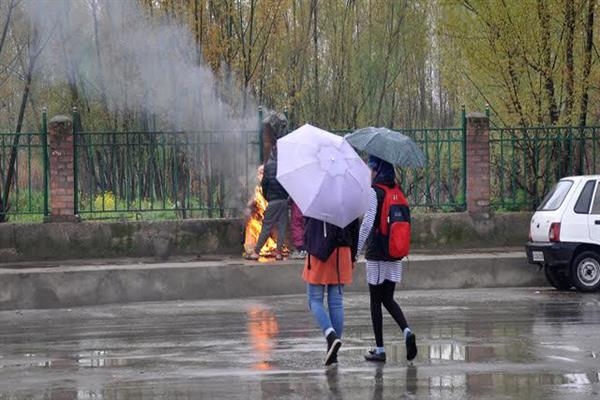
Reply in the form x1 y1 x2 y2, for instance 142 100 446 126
247 306 279 371
243 166 286 260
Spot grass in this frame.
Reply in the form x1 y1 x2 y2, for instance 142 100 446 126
77 192 230 221
3 188 532 225
4 190 229 223
3 190 45 223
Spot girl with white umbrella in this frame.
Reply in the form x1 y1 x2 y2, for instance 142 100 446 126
277 124 371 366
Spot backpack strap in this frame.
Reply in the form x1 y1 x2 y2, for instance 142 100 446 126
374 183 392 235
336 247 341 294
372 185 386 235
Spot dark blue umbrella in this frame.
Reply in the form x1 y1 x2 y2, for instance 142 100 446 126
345 127 426 168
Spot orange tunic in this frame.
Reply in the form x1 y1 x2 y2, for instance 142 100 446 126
302 246 353 285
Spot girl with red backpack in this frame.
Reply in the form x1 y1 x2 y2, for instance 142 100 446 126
356 155 417 363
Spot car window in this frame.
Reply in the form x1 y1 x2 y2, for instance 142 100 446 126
574 180 596 214
538 180 574 211
592 182 600 214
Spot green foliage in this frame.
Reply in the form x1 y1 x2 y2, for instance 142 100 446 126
438 0 598 126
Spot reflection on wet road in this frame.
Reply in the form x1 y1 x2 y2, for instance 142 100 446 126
0 288 599 399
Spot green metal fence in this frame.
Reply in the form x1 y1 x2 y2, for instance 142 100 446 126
332 125 467 211
489 126 600 210
9 107 600 221
73 110 260 220
1 109 469 221
401 127 466 211
0 110 48 222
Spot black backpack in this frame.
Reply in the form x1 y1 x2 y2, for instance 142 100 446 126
303 217 360 262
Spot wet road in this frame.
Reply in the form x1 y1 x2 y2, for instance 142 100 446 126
1 287 600 399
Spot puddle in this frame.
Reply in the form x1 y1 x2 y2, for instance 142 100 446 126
428 371 600 396
344 339 536 365
13 370 596 400
0 350 130 370
77 351 129 368
246 306 279 371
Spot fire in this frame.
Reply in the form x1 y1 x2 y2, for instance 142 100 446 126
243 166 280 259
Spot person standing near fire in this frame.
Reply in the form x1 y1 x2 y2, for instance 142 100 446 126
289 201 307 259
247 112 289 261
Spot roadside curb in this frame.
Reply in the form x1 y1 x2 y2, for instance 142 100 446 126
0 251 544 311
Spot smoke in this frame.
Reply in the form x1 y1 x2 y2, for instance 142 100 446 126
23 0 255 128
21 0 260 214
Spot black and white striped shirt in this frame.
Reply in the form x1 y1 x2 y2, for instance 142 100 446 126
357 188 403 285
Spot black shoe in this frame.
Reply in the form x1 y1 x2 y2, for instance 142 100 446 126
328 353 338 365
364 349 386 362
325 331 342 366
406 332 417 361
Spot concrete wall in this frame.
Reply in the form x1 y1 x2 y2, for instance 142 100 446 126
0 219 243 262
411 212 532 250
0 212 532 262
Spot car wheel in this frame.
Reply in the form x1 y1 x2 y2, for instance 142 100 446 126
544 265 572 291
571 251 600 292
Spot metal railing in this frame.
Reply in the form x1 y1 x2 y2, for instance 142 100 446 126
72 110 260 220
400 127 466 211
489 126 600 210
8 107 600 221
0 110 48 222
331 119 467 211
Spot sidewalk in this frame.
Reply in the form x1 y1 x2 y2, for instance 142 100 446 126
0 247 543 311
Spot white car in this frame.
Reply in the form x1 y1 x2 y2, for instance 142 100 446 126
526 175 600 292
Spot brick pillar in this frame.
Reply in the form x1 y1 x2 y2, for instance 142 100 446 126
466 112 490 215
48 115 78 222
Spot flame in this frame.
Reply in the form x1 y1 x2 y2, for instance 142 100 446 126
243 166 281 259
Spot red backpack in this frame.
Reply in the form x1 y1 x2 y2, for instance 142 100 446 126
374 183 411 259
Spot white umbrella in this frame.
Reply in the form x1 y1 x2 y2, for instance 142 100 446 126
277 124 371 228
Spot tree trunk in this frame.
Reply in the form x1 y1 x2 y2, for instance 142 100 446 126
578 0 595 127
563 0 575 124
376 3 404 126
537 0 559 125
194 0 201 65
0 0 15 58
91 0 109 115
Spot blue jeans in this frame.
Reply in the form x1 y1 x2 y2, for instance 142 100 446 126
307 284 344 338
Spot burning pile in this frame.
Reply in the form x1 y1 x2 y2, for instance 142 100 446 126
243 166 279 259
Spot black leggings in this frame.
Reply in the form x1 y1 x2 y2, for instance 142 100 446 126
369 280 408 347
